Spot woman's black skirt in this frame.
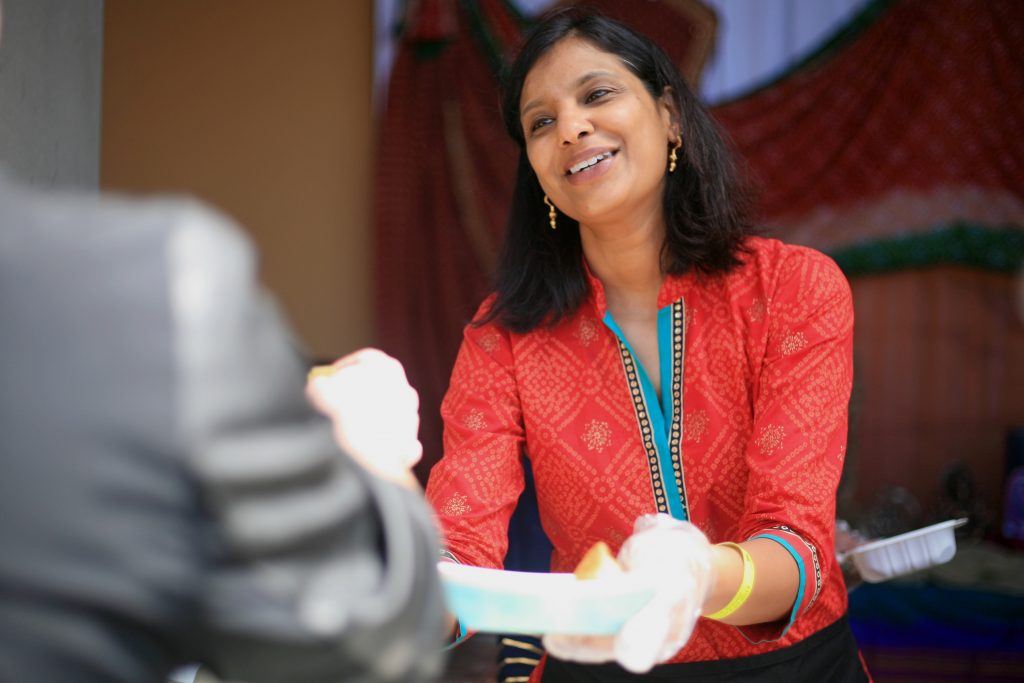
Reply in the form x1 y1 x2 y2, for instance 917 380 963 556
541 613 870 682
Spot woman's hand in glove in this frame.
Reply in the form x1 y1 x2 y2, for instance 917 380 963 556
306 348 422 489
544 514 714 673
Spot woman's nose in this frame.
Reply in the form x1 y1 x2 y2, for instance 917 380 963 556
558 110 593 145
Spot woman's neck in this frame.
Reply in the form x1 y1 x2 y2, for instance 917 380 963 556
580 213 664 314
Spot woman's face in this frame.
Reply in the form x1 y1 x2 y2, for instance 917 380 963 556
519 36 676 229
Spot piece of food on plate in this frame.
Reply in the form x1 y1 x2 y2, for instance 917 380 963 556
307 365 336 381
573 541 625 581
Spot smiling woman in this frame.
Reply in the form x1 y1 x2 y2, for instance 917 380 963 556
424 8 869 683
520 39 675 227
485 9 754 337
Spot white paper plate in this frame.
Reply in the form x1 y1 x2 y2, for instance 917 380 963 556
437 562 655 635
844 518 968 583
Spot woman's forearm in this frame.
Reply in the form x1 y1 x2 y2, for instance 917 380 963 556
702 538 800 625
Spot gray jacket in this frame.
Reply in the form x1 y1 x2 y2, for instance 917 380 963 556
0 174 446 682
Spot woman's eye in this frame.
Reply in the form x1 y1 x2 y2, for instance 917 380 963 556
530 117 553 133
585 88 611 103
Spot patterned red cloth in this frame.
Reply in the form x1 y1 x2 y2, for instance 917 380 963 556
712 0 1024 243
426 237 855 667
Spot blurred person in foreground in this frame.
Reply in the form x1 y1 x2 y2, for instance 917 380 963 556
414 9 868 682
0 161 447 681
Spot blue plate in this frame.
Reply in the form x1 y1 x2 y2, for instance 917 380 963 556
437 562 655 635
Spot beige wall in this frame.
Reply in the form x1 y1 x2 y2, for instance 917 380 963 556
102 1 373 360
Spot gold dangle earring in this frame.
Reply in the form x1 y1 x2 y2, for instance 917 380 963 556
543 195 557 230
668 137 682 173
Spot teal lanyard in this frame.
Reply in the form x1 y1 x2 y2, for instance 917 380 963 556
602 308 687 521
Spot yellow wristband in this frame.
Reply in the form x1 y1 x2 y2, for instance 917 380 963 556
705 542 755 620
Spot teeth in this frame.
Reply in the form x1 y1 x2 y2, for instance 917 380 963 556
569 152 611 175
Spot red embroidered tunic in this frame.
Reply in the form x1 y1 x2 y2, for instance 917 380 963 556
426 237 854 667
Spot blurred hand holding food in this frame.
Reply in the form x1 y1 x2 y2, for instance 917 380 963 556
307 349 422 489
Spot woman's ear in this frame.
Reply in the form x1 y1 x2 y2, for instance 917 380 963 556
660 86 681 140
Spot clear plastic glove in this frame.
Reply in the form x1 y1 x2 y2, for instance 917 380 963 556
306 348 423 484
544 514 714 673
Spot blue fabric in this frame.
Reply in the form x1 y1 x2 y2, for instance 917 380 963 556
498 460 551 678
657 306 674 422
496 634 544 683
847 582 1024 651
503 458 553 573
602 310 687 521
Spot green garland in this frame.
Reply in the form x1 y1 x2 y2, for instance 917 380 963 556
828 223 1024 277
460 0 508 77
402 0 528 68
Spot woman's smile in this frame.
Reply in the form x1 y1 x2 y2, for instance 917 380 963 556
565 148 618 184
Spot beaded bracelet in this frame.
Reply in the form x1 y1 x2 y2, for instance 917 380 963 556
705 542 756 620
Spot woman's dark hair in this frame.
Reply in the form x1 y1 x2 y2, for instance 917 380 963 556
481 8 757 333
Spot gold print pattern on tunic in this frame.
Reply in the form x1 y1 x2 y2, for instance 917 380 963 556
756 424 786 455
780 331 808 356
747 297 766 322
684 409 708 443
478 331 500 354
574 318 599 347
465 409 487 431
441 493 471 517
583 420 612 452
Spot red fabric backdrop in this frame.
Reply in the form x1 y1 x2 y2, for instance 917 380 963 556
373 0 1024 517
712 0 1024 247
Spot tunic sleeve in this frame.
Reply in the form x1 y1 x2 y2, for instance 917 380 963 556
425 304 527 569
735 246 854 642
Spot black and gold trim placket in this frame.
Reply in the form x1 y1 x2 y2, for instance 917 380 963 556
617 339 670 515
669 300 689 519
